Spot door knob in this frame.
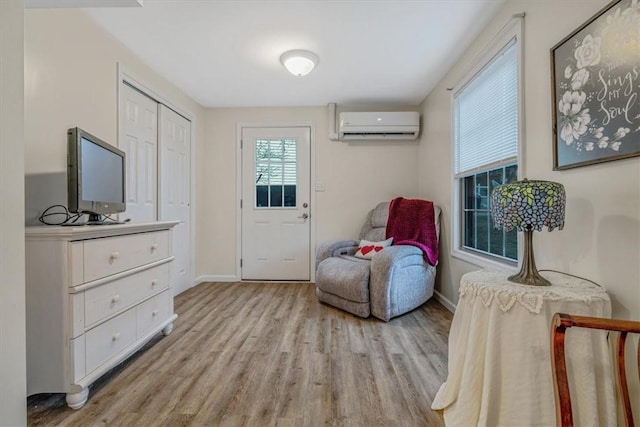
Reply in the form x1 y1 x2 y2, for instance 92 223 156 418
298 213 309 219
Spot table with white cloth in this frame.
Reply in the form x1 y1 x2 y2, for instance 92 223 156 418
431 269 615 427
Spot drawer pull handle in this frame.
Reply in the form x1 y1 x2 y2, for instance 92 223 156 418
152 309 159 317
151 279 158 287
111 294 120 304
109 251 120 260
112 332 121 342
150 243 159 251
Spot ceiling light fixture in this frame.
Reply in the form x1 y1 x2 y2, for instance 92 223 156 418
280 50 319 77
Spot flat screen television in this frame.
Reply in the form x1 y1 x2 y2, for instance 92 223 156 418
67 127 126 224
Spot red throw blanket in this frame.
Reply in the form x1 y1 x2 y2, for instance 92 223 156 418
385 197 438 266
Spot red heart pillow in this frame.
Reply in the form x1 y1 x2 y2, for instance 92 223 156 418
354 238 394 259
360 245 375 256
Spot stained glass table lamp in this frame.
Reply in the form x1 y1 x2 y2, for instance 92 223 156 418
490 179 566 286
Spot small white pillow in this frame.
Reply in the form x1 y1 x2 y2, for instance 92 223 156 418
354 237 393 260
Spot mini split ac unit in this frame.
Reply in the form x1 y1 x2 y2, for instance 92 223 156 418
338 111 420 141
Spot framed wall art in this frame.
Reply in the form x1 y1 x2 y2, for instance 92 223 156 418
551 0 640 170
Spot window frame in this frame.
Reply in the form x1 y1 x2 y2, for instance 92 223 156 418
450 18 525 269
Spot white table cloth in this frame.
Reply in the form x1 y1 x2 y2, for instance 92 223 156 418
432 269 614 427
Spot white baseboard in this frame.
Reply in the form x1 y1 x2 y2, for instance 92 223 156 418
194 274 239 284
434 290 456 313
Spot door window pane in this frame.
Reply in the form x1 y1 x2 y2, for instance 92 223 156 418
284 185 296 207
270 185 283 207
254 138 297 208
256 185 268 207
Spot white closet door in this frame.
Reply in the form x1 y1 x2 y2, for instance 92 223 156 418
159 105 191 295
119 84 158 222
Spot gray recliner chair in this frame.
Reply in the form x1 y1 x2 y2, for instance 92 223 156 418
315 201 440 321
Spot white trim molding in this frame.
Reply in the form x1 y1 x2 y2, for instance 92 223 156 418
194 275 239 284
434 290 456 313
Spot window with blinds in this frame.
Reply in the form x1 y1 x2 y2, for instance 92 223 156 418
454 40 518 178
255 138 297 208
452 24 521 263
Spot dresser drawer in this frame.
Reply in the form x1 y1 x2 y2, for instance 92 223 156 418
85 309 137 375
83 230 170 282
84 263 170 328
136 290 171 338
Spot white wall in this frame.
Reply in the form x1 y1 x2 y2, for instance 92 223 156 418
0 1 26 424
418 0 640 319
24 9 207 177
197 106 421 278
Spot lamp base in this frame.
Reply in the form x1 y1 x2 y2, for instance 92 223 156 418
508 270 551 286
507 229 551 286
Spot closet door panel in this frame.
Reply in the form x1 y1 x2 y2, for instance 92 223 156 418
119 83 158 222
159 105 191 295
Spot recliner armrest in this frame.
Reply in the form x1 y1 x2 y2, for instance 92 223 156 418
372 244 424 269
315 239 359 270
369 244 436 321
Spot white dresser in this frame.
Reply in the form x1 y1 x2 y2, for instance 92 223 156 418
25 221 179 409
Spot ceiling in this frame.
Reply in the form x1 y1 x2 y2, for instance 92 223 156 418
83 0 506 108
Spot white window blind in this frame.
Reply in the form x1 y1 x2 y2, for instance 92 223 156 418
454 40 518 178
255 139 297 185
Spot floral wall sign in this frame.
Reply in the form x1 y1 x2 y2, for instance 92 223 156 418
551 0 640 170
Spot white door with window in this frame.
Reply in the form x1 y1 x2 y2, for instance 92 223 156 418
241 127 311 281
159 105 192 295
119 83 157 222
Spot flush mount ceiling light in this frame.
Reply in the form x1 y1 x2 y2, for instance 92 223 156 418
280 50 319 77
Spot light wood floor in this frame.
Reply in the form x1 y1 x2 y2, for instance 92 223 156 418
28 281 452 426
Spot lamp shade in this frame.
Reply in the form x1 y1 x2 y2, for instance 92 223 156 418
280 50 318 76
490 179 566 286
491 179 566 232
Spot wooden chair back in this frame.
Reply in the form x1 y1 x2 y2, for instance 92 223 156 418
550 312 640 427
